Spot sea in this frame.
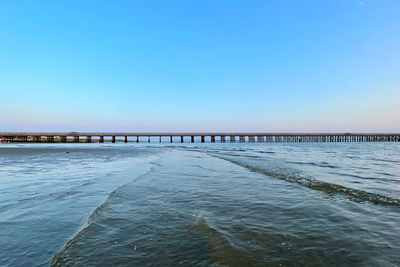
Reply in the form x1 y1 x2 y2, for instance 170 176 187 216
0 142 399 266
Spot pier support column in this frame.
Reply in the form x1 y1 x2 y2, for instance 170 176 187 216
86 136 91 143
211 136 215 143
170 136 173 143
181 136 184 143
257 136 265 142
33 136 41 142
230 136 236 143
248 136 255 142
47 136 54 143
191 136 194 143
160 136 162 143
220 136 226 143
73 136 79 143
137 136 139 143
112 136 116 143
148 136 150 143
124 136 127 143
60 136 67 143
239 136 245 143
201 136 205 143
99 136 104 143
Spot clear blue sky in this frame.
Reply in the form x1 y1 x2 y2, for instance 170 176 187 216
1 0 399 132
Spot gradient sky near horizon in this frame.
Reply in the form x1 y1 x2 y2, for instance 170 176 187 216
1 0 399 132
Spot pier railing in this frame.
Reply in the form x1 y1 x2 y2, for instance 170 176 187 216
0 132 399 143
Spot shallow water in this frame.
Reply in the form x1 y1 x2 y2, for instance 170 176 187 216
1 143 399 266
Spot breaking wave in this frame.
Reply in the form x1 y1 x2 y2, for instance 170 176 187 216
211 154 400 207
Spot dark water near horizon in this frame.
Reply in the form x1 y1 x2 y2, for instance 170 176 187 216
0 143 399 266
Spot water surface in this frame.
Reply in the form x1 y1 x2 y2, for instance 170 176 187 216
0 143 399 266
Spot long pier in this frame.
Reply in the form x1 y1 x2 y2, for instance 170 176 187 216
0 132 399 143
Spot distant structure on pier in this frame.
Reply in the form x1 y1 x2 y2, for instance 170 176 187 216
0 132 399 143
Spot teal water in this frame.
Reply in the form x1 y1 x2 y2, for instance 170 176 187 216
1 143 399 266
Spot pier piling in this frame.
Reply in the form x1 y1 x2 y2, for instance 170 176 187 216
257 136 265 142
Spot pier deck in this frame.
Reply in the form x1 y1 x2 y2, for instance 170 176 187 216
0 132 399 143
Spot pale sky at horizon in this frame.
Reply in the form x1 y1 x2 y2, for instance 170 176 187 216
1 0 400 132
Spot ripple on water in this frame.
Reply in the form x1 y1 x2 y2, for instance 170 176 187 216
52 149 400 266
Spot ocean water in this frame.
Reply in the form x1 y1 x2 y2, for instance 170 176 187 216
0 143 399 266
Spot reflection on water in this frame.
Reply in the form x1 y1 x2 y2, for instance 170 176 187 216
0 143 399 266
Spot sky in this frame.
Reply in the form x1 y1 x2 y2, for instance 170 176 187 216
0 0 399 132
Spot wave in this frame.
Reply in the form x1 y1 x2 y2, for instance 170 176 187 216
193 215 255 267
286 161 338 169
210 154 400 207
50 158 160 266
50 184 122 266
257 151 275 154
